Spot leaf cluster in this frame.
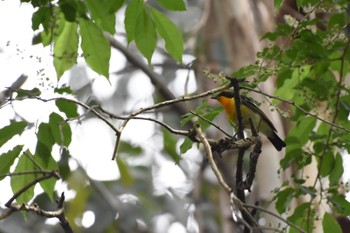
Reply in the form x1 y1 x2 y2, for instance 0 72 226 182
28 0 184 79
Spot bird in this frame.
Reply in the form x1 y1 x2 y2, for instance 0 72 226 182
212 91 286 151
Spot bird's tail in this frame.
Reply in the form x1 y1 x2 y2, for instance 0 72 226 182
267 132 286 151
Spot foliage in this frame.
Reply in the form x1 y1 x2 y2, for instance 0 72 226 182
30 0 184 78
1 0 350 232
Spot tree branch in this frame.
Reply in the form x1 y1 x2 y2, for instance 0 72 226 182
3 192 73 233
105 33 188 116
5 171 60 208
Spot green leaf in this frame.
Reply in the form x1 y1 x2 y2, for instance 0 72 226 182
319 151 335 177
119 141 143 156
339 95 350 122
49 112 72 147
181 100 222 131
35 123 55 166
199 106 223 131
274 0 284 11
85 0 119 34
275 187 294 214
55 99 79 118
34 154 58 202
329 194 350 215
328 13 346 29
157 0 186 11
54 21 79 79
329 153 343 186
287 202 314 233
39 8 66 46
0 121 27 148
59 0 77 22
179 137 193 155
125 0 144 43
58 148 71 181
135 7 157 64
233 64 260 78
11 151 37 204
0 145 23 181
54 86 73 94
287 202 310 223
162 128 178 161
288 117 316 145
322 212 342 233
32 6 51 31
298 185 316 197
16 88 41 98
108 0 125 13
281 136 306 169
150 7 183 62
66 171 91 228
79 18 111 78
117 157 134 186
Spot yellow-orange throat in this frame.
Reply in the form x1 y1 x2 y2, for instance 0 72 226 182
217 96 249 124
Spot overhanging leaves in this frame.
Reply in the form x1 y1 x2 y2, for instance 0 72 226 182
85 0 120 34
0 145 23 181
11 151 37 204
117 157 134 186
55 99 79 118
35 123 55 167
322 212 342 233
329 153 343 187
0 121 27 148
49 112 72 147
124 0 144 43
54 20 79 79
135 7 157 64
157 0 186 11
79 18 111 78
150 7 183 62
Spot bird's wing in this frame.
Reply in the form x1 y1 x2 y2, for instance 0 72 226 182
241 96 278 132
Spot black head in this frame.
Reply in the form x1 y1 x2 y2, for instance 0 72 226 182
211 91 234 99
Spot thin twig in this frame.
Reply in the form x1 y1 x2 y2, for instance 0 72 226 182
111 83 232 160
194 125 231 193
0 170 60 179
241 86 350 133
189 110 232 137
3 192 73 233
5 171 60 207
23 151 43 171
99 108 189 136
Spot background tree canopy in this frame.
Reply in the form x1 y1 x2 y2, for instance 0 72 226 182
1 0 350 232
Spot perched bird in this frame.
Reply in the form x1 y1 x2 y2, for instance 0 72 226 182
212 91 286 151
